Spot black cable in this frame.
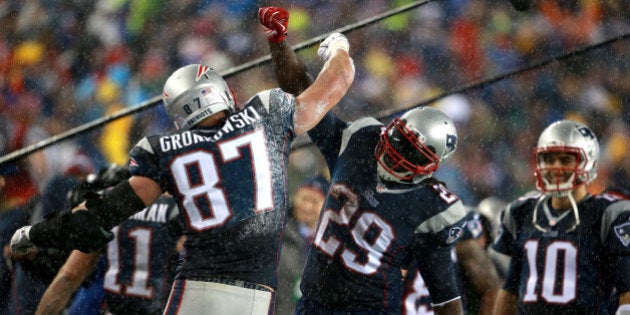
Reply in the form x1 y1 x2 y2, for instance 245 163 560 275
290 32 630 151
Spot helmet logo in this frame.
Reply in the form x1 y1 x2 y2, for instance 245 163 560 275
577 126 595 140
195 65 212 81
446 134 457 152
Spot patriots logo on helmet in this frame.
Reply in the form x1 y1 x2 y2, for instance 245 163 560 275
196 65 211 81
614 222 630 247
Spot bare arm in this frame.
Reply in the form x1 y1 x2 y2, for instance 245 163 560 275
294 47 354 135
36 250 101 315
455 239 502 315
493 289 518 315
269 41 313 95
128 175 163 206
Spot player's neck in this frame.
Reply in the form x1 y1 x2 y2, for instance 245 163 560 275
550 186 588 212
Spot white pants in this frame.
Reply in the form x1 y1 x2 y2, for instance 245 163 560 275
163 279 274 315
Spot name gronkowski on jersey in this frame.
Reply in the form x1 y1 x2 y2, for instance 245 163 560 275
104 195 183 315
492 191 630 315
128 89 296 288
403 210 484 315
301 114 468 312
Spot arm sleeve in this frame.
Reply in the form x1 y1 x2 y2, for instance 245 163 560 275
602 201 630 293
307 111 348 171
492 207 517 256
413 236 461 305
502 248 523 294
29 181 147 253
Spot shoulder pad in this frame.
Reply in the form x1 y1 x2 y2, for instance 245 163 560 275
340 117 382 155
249 88 292 113
135 137 154 154
415 199 468 234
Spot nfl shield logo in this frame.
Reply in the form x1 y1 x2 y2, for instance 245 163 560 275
614 222 630 247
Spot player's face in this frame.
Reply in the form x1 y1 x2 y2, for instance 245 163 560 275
293 187 326 229
539 152 578 183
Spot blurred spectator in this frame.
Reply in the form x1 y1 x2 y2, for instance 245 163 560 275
277 176 329 315
0 0 627 214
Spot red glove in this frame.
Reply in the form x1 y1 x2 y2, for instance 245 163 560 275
258 7 289 43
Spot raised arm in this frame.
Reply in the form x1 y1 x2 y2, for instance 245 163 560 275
258 7 313 95
293 33 354 135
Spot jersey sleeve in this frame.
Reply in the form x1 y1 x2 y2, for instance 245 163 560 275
128 136 168 190
492 204 517 256
501 249 523 294
601 199 630 293
411 234 461 305
307 111 348 171
253 88 297 139
414 199 469 247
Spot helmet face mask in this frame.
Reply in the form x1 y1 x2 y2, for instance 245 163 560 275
533 120 599 196
375 118 439 182
162 64 237 130
375 107 457 184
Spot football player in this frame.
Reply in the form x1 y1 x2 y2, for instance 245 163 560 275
263 8 467 313
297 105 467 315
35 165 184 315
492 120 630 315
10 7 355 314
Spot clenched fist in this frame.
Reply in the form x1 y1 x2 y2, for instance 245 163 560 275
258 7 289 43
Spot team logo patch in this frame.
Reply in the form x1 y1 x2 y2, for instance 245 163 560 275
446 226 463 244
614 222 630 247
196 65 211 81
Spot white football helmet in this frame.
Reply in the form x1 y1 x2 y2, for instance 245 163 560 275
533 120 599 196
162 64 237 130
375 107 458 184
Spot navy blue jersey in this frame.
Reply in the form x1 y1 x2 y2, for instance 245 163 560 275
128 89 296 288
492 191 630 315
301 114 468 312
103 195 183 315
402 210 483 314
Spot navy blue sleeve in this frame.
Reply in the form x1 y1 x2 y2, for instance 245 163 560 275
413 238 461 305
502 248 522 294
307 111 348 172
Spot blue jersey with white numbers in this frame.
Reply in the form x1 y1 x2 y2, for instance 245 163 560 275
492 191 630 315
300 113 468 312
128 89 296 288
104 195 183 315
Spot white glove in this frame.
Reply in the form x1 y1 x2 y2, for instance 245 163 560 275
10 226 35 255
317 33 350 62
617 304 630 315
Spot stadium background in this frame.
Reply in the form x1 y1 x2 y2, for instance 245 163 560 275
0 0 628 210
